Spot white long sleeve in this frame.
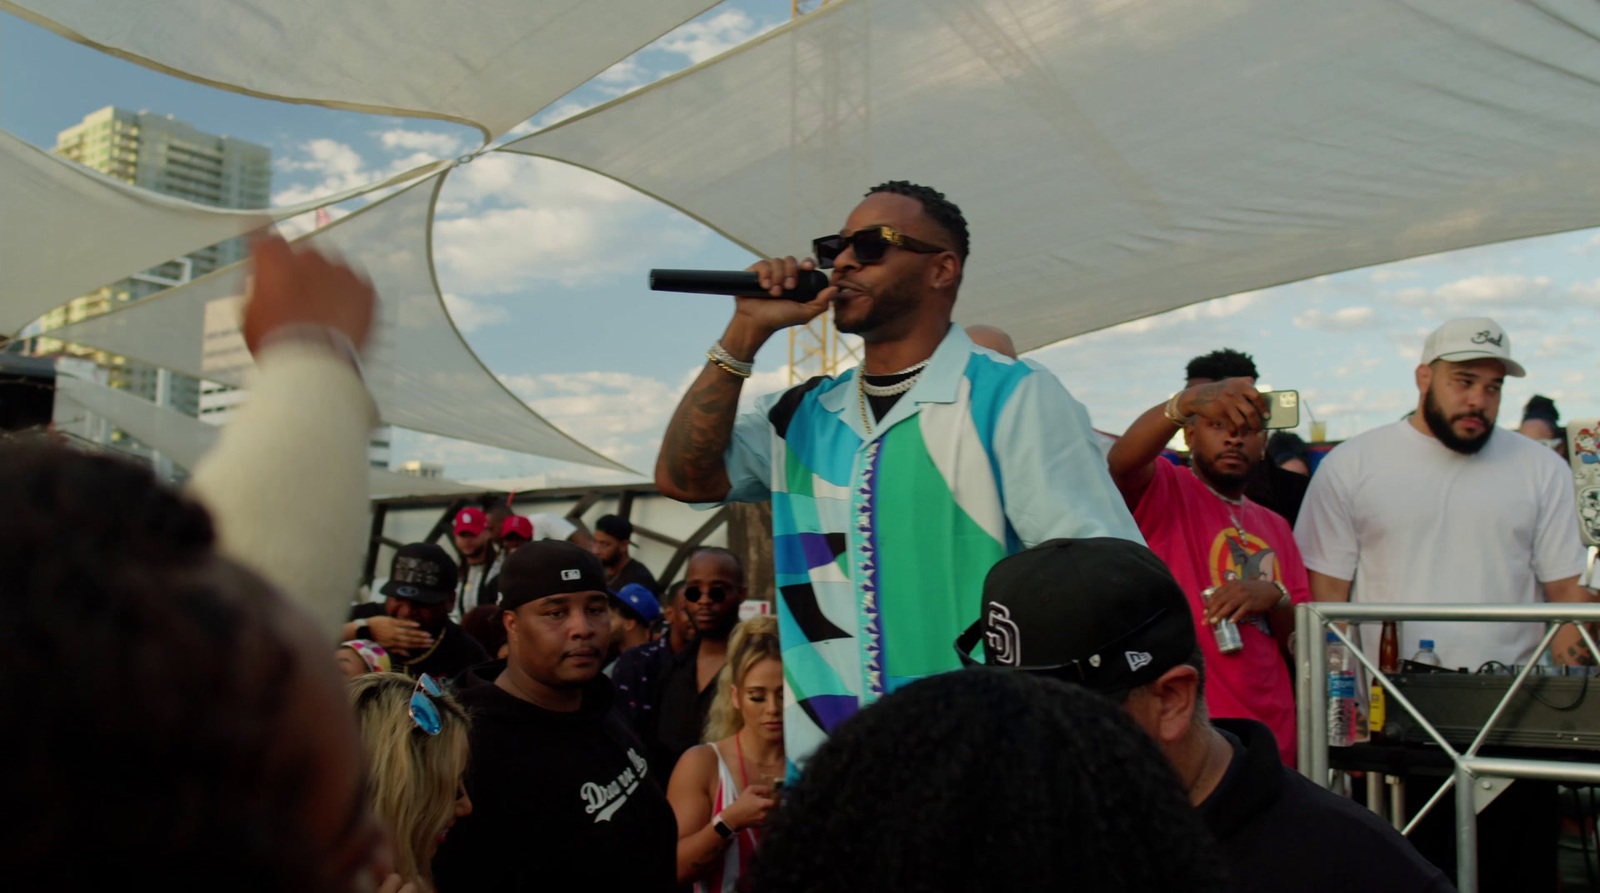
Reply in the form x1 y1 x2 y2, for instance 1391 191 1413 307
187 341 376 638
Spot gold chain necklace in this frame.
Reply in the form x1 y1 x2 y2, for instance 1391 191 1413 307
857 359 932 435
858 368 873 435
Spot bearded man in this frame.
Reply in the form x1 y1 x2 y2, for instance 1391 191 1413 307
1107 352 1311 768
1296 317 1593 670
654 181 1141 772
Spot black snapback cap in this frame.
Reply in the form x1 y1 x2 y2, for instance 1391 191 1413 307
381 542 459 605
499 540 610 611
955 538 1197 697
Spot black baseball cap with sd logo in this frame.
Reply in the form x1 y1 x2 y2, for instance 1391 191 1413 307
954 538 1197 698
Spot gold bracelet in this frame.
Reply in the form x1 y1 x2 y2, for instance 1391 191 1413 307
1163 392 1192 426
707 353 751 379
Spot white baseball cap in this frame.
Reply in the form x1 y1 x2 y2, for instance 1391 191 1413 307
1419 317 1526 378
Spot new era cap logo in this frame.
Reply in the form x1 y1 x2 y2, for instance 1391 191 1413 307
1125 650 1153 672
561 569 582 581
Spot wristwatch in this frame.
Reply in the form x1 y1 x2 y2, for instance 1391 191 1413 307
1271 580 1292 609
711 813 734 839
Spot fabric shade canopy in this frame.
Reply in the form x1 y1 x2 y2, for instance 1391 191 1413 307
54 373 478 497
48 171 633 473
504 0 1600 352
2 0 719 140
0 129 445 334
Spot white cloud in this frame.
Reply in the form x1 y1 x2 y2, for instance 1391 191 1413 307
1533 334 1591 360
498 368 695 472
1332 355 1383 376
654 9 772 65
1300 387 1417 436
376 128 465 157
272 138 370 205
1394 274 1555 312
596 58 647 86
441 293 511 333
1370 269 1421 283
1568 232 1600 256
1570 278 1600 305
431 154 706 292
1085 291 1263 338
1293 306 1378 331
478 360 800 475
1435 274 1552 305
1386 326 1432 360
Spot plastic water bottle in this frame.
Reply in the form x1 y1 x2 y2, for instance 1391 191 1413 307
1326 632 1368 746
1412 639 1442 667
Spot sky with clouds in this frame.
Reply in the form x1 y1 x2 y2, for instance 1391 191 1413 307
5 2 1597 485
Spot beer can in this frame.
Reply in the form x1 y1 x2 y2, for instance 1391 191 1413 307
1202 586 1244 654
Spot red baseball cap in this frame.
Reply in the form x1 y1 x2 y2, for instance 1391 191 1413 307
502 515 534 541
454 507 488 536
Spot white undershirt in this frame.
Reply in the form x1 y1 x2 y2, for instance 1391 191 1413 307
1295 420 1587 669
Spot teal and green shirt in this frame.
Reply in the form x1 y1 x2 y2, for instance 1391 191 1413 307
714 325 1142 772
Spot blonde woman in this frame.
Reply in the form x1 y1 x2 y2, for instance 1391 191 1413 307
667 615 784 892
349 672 473 892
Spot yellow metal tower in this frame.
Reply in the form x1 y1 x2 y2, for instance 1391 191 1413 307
787 0 868 384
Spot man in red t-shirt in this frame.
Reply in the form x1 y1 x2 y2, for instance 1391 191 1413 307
1106 353 1310 767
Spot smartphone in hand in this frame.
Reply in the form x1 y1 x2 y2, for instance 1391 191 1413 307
1258 390 1300 430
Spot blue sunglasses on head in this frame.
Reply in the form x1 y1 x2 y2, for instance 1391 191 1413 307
409 673 445 735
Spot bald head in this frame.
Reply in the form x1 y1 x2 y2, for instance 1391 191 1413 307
966 325 1018 359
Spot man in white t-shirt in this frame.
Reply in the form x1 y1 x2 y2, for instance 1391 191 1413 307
1296 317 1594 671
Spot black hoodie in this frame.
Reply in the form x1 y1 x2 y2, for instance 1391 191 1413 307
432 661 677 892
1202 719 1455 893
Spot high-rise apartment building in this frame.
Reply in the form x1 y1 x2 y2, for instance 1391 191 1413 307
28 107 271 476
198 297 393 470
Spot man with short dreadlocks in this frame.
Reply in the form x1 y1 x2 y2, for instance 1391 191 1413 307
654 181 1143 772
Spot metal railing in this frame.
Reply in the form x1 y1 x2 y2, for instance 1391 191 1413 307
1295 602 1600 893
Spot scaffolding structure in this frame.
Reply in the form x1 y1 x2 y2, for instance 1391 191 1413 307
787 0 868 383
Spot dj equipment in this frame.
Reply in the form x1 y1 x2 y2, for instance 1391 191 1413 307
1386 665 1600 751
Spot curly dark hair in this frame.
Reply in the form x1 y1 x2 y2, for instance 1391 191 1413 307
747 669 1229 893
0 442 344 892
866 180 970 262
1185 348 1259 383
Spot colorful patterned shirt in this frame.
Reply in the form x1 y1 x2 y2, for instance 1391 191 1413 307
713 325 1142 772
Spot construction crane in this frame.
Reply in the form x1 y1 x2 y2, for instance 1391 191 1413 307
787 0 866 384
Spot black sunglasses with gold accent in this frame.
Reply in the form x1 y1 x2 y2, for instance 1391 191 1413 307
812 225 949 270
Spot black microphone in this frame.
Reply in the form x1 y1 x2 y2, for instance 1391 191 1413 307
649 269 831 302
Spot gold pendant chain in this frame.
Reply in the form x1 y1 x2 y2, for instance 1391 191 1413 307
858 368 873 435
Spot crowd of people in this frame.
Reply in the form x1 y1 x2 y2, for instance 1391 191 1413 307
4 180 1595 893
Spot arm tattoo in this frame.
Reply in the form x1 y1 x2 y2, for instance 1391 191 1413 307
1189 382 1224 410
660 363 743 494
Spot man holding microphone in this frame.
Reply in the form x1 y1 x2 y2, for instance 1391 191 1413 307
654 180 1141 772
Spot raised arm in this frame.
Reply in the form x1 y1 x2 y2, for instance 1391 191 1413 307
188 236 376 638
655 257 832 503
1106 378 1266 507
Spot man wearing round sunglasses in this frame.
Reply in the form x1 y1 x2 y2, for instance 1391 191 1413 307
655 181 1141 774
650 547 746 775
